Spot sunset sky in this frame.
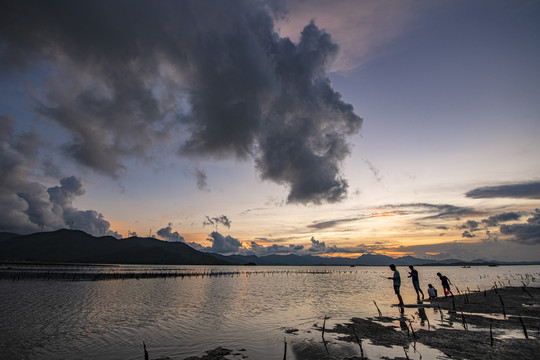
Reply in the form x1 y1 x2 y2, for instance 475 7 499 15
1 0 539 261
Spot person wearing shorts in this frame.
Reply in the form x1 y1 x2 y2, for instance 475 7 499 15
437 272 454 297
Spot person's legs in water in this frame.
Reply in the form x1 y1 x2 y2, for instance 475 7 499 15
413 281 423 303
394 284 404 306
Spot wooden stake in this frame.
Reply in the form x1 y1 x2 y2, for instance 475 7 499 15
408 320 416 338
403 347 410 360
519 315 529 339
498 295 506 319
143 341 149 360
373 300 383 317
352 326 364 358
489 322 494 346
460 311 468 331
322 316 328 339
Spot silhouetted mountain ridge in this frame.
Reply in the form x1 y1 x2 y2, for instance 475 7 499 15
0 229 230 265
215 253 540 266
2 229 538 265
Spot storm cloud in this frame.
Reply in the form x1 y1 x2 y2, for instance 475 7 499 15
0 0 362 204
0 116 118 236
0 118 115 236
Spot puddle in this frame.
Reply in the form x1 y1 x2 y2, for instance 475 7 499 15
291 334 451 360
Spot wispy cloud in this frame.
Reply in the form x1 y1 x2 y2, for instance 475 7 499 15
481 212 523 227
308 216 364 230
363 159 383 183
193 167 209 191
390 238 540 262
500 209 540 245
203 215 232 229
381 203 477 220
466 182 540 199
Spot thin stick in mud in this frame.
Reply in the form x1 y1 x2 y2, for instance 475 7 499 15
519 315 529 339
373 300 383 317
490 321 494 346
143 341 149 360
322 315 329 339
499 295 506 319
352 325 364 358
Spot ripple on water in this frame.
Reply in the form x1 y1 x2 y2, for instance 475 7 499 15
1 265 538 359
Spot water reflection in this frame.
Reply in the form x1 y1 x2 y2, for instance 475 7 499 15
0 265 538 359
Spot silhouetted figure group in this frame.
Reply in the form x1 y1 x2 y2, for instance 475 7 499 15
388 265 454 307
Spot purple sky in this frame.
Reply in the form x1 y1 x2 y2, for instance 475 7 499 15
1 0 539 261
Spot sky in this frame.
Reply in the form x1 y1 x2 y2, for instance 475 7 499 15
1 0 539 261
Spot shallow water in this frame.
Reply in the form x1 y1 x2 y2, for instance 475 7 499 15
0 265 538 359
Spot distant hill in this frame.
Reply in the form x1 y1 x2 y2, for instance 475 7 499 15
0 229 230 265
215 253 430 266
216 253 539 266
2 229 538 266
0 232 20 242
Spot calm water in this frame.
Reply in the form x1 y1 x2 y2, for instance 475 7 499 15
1 265 538 359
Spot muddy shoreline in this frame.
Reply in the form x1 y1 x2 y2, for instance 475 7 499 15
176 286 539 360
317 286 540 360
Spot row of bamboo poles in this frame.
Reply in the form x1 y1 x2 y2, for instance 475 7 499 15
0 268 358 281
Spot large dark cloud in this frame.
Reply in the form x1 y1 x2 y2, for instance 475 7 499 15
0 116 119 236
0 0 362 203
466 182 540 199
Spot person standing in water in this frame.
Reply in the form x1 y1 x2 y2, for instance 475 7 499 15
437 272 454 297
408 265 425 303
388 264 404 307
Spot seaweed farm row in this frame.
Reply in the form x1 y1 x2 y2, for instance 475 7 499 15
0 267 357 282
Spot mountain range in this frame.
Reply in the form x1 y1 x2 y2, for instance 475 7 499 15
1 229 537 266
0 229 229 265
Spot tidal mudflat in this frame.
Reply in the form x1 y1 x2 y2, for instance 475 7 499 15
178 286 540 360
